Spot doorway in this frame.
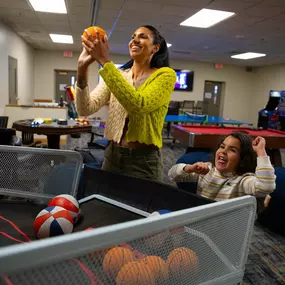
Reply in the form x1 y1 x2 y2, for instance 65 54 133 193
54 70 77 103
8 56 18 105
203 81 224 116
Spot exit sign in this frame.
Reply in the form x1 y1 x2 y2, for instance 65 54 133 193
63 51 73 57
215 63 223 69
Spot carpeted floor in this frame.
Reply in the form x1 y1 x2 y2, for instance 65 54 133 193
65 133 285 285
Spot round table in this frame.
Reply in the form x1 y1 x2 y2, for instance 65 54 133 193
12 119 92 149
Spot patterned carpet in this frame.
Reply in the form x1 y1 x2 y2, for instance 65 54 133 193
65 133 285 285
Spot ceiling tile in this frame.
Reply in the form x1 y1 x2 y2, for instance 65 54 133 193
133 0 212 9
262 0 285 7
99 0 128 10
0 0 31 9
1 0 285 66
243 3 285 17
37 13 70 25
123 1 162 12
97 8 121 18
161 5 198 17
207 0 257 12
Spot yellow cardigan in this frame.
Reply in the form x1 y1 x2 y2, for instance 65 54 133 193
75 62 176 148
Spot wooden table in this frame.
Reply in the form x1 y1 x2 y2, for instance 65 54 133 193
12 119 92 149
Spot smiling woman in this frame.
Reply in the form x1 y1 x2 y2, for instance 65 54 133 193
75 25 176 182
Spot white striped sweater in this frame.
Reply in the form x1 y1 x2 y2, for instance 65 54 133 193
168 156 276 201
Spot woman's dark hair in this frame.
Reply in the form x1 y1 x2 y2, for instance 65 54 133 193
217 131 257 175
121 25 169 70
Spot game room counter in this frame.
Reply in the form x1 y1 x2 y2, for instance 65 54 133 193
171 125 285 166
6 104 66 108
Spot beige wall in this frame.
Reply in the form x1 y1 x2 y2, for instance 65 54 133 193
251 65 285 124
170 60 256 124
0 21 34 115
34 50 99 100
33 52 258 123
0 22 9 116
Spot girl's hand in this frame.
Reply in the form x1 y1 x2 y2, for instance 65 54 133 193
252 136 267 156
184 162 209 175
81 28 111 67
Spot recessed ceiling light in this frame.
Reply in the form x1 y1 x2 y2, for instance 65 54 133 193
50 34 73 44
29 0 67 13
231 52 266 60
167 43 172 48
180 8 235 28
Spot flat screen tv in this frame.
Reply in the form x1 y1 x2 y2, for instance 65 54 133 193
174 69 194 92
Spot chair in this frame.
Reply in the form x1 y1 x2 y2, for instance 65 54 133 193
181 100 195 113
166 101 181 138
167 101 181 115
195 101 204 114
0 116 8 128
88 121 108 149
21 132 46 148
0 128 16 145
258 167 285 236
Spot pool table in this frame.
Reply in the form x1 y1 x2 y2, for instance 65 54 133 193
171 125 285 166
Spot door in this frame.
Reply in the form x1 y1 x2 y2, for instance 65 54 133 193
203 81 223 116
8 56 18 105
55 70 77 103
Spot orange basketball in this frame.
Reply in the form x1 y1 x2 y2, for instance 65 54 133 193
139 256 168 284
116 262 155 285
103 247 136 280
167 247 199 276
82 26 106 41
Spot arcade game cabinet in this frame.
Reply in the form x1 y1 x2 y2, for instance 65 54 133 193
258 90 281 130
277 91 285 131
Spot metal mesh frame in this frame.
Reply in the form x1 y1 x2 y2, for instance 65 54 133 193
0 145 82 201
0 196 256 285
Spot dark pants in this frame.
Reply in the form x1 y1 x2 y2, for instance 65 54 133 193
102 142 163 182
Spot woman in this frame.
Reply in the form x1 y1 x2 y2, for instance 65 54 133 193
75 25 176 181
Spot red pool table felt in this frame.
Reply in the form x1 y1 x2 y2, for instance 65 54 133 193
181 126 285 137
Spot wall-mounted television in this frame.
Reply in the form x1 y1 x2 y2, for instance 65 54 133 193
174 69 194 92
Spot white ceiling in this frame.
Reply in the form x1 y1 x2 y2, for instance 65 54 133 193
1 0 285 66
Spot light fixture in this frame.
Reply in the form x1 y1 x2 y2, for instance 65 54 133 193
50 34 73 44
29 0 67 14
167 43 172 48
231 52 266 60
180 8 235 28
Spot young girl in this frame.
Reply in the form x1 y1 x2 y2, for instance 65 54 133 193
168 132 276 201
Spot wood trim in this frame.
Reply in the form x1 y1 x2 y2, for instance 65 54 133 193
34 99 53 103
6 104 67 109
171 125 285 149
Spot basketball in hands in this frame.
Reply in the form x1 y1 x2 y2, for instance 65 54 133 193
82 26 106 41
